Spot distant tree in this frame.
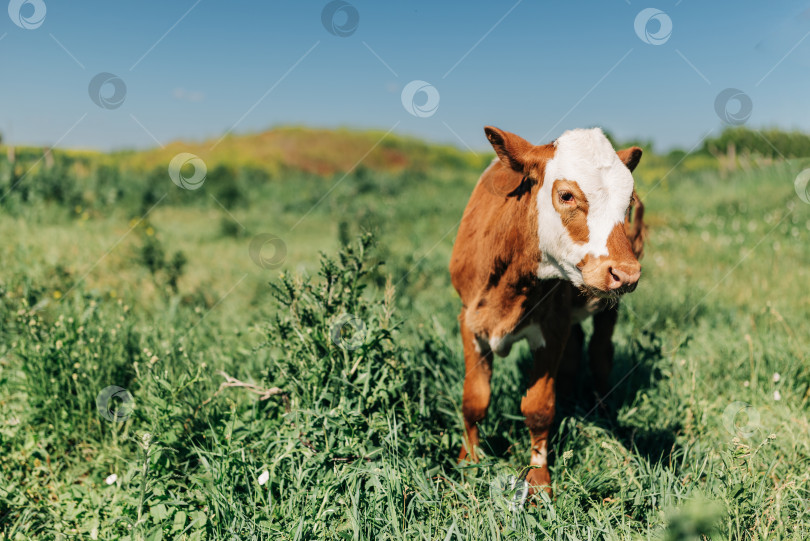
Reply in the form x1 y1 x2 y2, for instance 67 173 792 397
703 127 810 159
667 148 687 163
1 132 15 165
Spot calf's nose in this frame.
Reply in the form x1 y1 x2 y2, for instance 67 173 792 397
606 263 641 291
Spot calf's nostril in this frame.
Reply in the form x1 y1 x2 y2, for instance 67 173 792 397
608 267 621 285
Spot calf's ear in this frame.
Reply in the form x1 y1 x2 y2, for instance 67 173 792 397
484 126 533 173
626 191 647 259
616 146 643 172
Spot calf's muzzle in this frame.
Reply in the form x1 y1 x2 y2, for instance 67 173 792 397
578 222 641 295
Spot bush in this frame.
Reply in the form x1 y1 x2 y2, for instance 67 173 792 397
257 233 456 466
136 226 187 294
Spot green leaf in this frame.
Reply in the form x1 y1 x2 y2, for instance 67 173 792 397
150 503 170 522
172 510 187 532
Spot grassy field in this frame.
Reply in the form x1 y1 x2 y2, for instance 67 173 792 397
0 131 809 540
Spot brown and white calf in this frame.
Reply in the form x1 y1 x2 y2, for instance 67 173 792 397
449 126 643 493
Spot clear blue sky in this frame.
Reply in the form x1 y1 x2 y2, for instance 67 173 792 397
1 0 808 152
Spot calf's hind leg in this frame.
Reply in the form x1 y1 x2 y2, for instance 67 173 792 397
458 313 493 462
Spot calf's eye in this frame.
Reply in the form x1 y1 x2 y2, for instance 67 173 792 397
560 192 574 203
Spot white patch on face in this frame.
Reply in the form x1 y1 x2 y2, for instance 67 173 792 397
531 440 548 468
536 128 635 285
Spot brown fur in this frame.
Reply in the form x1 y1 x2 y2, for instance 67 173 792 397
449 126 643 495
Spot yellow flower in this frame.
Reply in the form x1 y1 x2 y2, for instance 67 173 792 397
146 227 155 236
53 290 62 299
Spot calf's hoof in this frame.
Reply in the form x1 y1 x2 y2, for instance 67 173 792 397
525 466 552 498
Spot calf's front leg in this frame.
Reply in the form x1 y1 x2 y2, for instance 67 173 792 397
522 321 570 494
458 312 493 462
589 304 619 400
556 323 584 399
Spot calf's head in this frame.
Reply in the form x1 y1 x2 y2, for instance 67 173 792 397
485 126 643 297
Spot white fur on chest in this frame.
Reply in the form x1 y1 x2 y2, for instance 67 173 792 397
570 296 608 324
487 324 546 357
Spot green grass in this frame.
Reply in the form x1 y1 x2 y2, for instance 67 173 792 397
1 143 810 540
